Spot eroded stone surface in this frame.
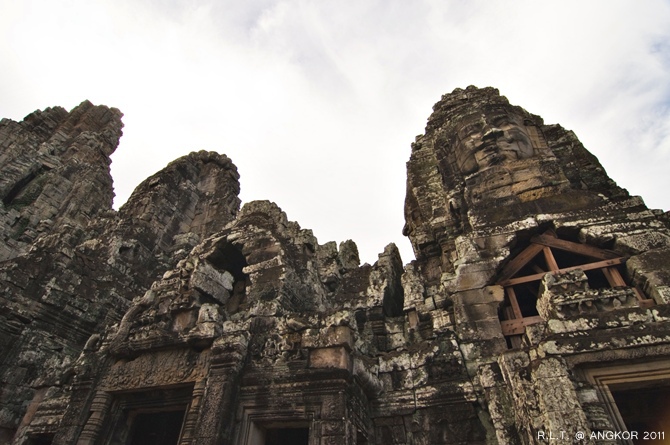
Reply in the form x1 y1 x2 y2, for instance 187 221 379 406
0 103 241 443
3 88 670 445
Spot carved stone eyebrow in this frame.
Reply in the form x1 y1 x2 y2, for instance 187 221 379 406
457 121 484 138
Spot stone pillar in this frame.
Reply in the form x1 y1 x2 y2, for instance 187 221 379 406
498 352 591 443
192 333 248 445
317 391 349 445
478 363 522 445
50 372 97 445
75 391 112 445
532 358 591 440
179 379 207 445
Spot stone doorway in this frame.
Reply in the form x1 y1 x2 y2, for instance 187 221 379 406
610 384 670 444
127 409 186 445
101 385 193 445
264 427 309 445
246 422 310 445
585 360 670 444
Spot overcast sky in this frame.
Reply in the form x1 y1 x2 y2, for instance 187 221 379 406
2 1 669 265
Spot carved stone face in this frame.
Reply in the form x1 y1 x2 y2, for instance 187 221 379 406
453 111 535 174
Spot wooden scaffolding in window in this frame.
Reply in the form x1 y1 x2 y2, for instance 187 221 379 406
496 230 653 346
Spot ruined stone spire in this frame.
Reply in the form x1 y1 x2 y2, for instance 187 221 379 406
0 101 124 261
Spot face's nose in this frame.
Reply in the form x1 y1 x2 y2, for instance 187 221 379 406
482 127 504 142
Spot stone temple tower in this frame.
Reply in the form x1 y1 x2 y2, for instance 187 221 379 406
403 86 670 443
3 87 670 444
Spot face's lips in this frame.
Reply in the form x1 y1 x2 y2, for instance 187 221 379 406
474 142 500 164
474 138 523 167
476 141 498 153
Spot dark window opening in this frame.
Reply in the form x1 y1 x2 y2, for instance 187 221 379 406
503 334 516 349
355 310 367 333
25 434 54 445
128 409 185 445
611 384 670 444
205 241 249 313
550 247 594 270
383 285 405 317
510 282 540 317
0 428 17 445
207 242 248 282
264 427 309 445
584 268 611 290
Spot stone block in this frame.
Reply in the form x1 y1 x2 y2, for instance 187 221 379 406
301 329 320 349
627 248 670 304
324 325 354 349
498 350 530 374
476 319 506 340
576 388 599 405
456 288 489 305
309 346 351 372
531 358 569 379
190 261 233 305
615 231 670 254
453 260 498 291
387 332 407 350
453 291 500 328
302 326 354 350
535 377 582 413
431 309 453 333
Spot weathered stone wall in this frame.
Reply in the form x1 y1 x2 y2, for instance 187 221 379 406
0 103 241 442
3 88 670 445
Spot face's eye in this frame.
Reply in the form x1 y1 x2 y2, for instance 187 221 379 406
491 115 510 128
459 123 483 139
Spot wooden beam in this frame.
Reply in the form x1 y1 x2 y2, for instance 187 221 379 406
497 243 544 282
633 286 655 308
506 287 523 320
501 320 526 335
531 264 545 274
530 234 620 260
602 267 626 287
543 246 559 272
500 316 544 335
498 258 626 287
639 299 655 309
601 266 617 287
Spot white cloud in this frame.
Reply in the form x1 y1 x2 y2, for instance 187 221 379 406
1 0 669 265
